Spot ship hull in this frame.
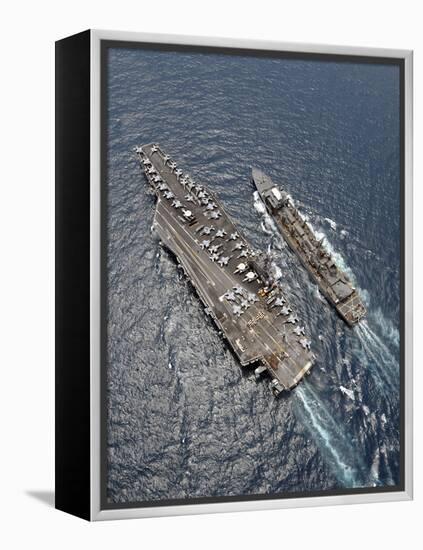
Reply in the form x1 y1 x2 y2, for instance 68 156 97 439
252 168 366 327
136 145 315 394
276 220 364 326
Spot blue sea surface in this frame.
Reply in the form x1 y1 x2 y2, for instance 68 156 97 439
105 46 401 504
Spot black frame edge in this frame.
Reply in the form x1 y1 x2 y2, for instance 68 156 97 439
55 29 91 521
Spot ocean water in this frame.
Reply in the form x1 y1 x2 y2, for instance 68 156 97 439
105 46 401 504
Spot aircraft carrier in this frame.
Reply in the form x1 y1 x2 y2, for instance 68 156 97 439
251 168 366 326
135 144 314 395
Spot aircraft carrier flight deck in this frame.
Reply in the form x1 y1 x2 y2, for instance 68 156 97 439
136 144 314 395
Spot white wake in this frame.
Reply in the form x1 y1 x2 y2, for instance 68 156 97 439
295 385 367 487
356 320 399 392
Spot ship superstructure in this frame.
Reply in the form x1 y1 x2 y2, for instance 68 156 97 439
252 168 366 326
136 144 314 395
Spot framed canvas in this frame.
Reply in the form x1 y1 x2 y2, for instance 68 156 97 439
55 29 413 521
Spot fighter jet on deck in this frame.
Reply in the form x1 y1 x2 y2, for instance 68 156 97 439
136 144 314 395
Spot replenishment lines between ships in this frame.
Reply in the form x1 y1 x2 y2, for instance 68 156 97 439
252 168 366 326
135 143 314 396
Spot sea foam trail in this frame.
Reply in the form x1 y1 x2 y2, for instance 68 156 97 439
359 322 399 373
356 321 399 392
372 308 400 350
252 189 386 487
253 192 280 236
295 385 367 487
324 217 337 231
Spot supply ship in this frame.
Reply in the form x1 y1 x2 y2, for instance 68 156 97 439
251 168 366 326
136 144 314 395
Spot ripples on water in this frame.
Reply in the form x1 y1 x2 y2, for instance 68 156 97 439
105 46 401 504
